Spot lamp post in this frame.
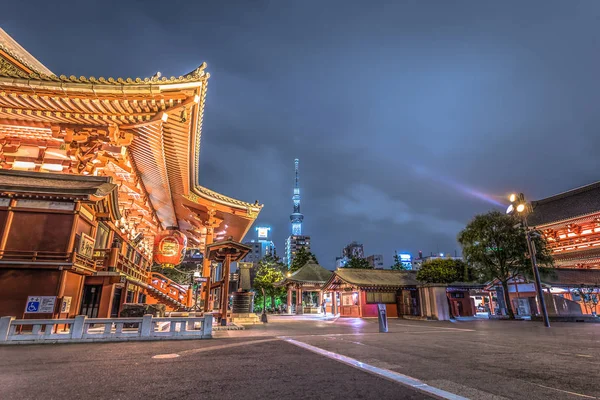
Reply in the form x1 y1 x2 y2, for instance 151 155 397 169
507 193 550 328
261 288 268 323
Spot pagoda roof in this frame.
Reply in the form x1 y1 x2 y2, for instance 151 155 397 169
276 261 333 286
323 269 420 291
528 181 600 227
0 28 53 76
0 27 262 248
0 169 120 220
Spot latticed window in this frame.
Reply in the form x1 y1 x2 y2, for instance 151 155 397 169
366 292 396 304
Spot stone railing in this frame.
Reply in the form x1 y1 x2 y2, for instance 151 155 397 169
0 314 213 344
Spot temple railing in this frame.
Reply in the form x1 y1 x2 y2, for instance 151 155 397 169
0 250 72 263
0 250 102 270
149 272 190 307
0 314 213 343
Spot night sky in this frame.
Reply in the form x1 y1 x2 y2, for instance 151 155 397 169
4 1 600 268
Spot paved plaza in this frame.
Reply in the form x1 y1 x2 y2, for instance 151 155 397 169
1 317 599 399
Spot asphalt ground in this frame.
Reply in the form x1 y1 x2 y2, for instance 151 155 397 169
0 334 431 400
1 316 599 399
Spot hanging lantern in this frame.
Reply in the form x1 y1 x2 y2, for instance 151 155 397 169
153 227 187 268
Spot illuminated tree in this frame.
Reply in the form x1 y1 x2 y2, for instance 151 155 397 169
458 211 552 319
416 258 475 284
253 254 286 310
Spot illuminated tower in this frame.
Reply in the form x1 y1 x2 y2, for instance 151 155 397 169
290 158 304 235
285 159 310 267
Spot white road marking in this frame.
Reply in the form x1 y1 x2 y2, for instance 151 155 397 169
389 323 475 332
576 354 593 358
532 383 598 399
178 338 279 356
152 354 180 359
283 338 468 400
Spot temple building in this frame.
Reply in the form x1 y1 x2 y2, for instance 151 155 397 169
0 28 261 321
529 181 600 269
482 182 600 318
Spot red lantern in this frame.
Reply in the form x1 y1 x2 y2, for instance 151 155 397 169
153 227 187 268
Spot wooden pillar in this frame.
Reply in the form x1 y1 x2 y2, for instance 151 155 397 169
219 254 232 325
202 223 215 312
0 198 16 252
287 286 292 314
332 291 338 315
296 287 303 315
118 281 129 317
67 202 81 253
318 291 323 311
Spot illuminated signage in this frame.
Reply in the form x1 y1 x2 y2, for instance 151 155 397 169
399 253 412 261
256 226 270 239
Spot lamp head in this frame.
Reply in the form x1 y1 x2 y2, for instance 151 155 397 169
516 203 526 213
509 193 517 203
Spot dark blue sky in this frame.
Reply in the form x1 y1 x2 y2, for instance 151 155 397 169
4 1 600 267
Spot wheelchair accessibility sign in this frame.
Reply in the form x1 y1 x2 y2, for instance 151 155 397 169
25 296 56 313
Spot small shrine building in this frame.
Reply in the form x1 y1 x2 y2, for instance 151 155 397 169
276 261 332 314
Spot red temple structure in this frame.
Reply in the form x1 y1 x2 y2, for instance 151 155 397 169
0 28 261 320
486 182 600 318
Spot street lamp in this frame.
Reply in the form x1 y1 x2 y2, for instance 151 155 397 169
507 193 550 328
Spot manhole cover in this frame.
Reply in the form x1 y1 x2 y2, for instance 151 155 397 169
152 353 180 359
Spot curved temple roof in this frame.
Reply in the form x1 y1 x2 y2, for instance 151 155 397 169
0 27 262 247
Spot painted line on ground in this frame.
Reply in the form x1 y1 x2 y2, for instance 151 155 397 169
152 338 279 359
152 353 180 359
282 338 468 400
532 383 598 399
178 338 279 356
389 323 476 332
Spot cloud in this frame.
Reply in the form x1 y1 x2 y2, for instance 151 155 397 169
336 183 464 236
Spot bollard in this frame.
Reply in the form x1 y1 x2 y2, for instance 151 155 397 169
377 304 388 333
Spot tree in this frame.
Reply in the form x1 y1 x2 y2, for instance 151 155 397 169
458 211 553 319
289 246 319 272
416 258 476 284
391 251 406 270
253 254 286 311
344 256 373 269
573 284 599 316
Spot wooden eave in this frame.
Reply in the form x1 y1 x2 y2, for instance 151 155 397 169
0 35 263 250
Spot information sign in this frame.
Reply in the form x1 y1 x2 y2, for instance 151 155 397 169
25 296 56 313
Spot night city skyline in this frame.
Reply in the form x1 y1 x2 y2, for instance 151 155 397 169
4 1 600 266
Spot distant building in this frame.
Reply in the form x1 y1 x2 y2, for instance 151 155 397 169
412 251 462 271
285 235 311 267
241 226 277 284
366 254 384 269
343 241 364 259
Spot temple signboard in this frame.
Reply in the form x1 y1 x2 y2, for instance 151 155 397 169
78 233 95 259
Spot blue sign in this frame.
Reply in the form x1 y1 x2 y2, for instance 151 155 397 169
26 300 39 313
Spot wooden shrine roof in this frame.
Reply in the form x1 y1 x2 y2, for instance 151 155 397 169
323 269 420 291
0 27 262 248
528 181 600 228
276 261 333 286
